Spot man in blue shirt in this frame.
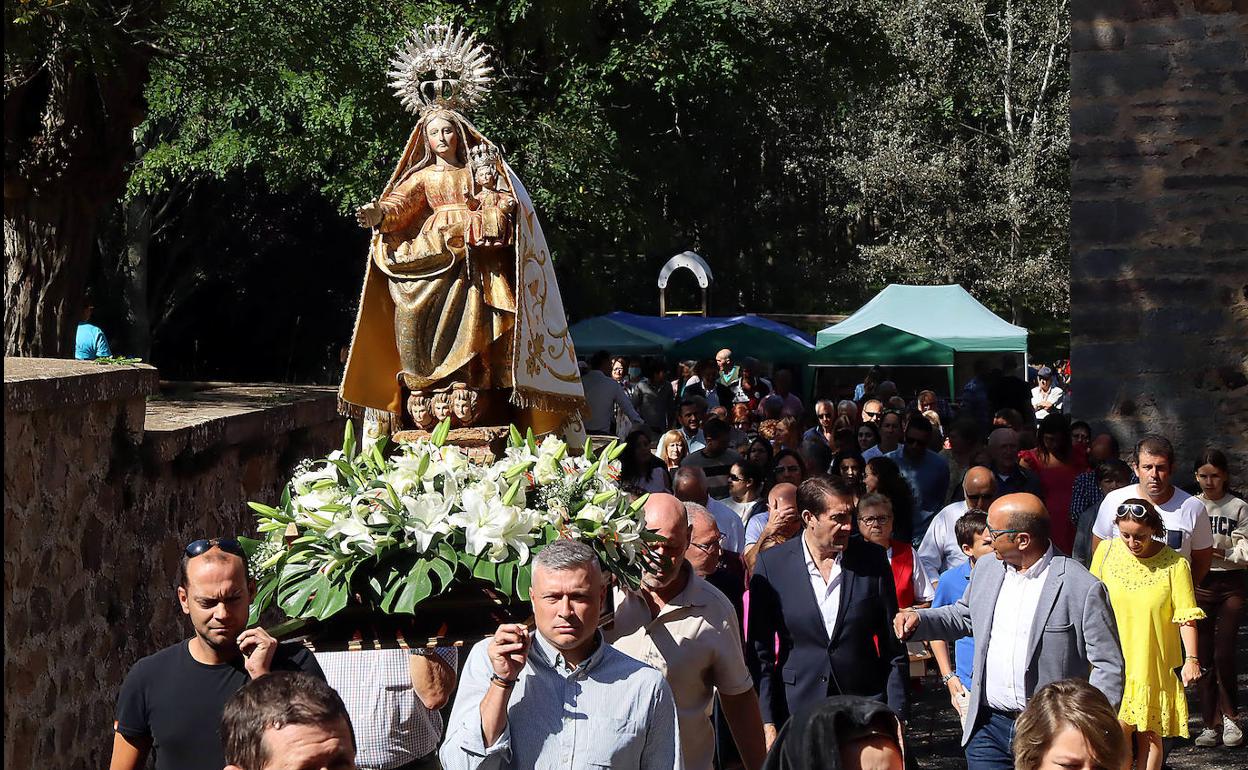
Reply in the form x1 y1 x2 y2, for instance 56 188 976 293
929 510 993 727
75 298 112 359
885 414 949 542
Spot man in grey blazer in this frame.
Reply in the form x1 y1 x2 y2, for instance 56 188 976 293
894 493 1124 770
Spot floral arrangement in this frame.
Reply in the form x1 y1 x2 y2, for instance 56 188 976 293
242 420 657 625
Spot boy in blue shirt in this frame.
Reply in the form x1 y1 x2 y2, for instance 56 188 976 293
929 510 993 726
75 297 112 360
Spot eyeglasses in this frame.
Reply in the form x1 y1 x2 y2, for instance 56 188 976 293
689 535 725 554
1116 503 1150 519
985 526 1021 541
185 538 245 558
775 465 801 475
860 516 892 527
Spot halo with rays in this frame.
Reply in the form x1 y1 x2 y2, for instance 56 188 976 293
388 20 493 115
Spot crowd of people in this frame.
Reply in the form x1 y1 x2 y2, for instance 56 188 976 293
107 348 1245 770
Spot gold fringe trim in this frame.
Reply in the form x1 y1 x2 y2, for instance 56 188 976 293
337 396 367 420
509 386 585 417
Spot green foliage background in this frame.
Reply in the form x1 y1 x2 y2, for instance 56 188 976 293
88 0 1068 378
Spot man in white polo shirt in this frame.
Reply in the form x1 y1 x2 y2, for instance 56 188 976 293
1091 434 1213 584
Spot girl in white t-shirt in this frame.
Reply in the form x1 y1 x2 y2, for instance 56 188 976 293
1192 449 1248 748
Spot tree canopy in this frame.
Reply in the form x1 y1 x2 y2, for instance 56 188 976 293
42 0 1068 379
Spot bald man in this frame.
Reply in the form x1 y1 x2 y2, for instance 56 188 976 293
894 494 1123 770
606 494 766 770
716 348 740 387
918 467 998 577
673 465 746 554
742 482 800 573
954 428 1042 502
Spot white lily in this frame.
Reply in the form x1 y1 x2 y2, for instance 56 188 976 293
291 462 339 495
533 454 562 485
440 446 470 473
491 505 540 563
324 513 378 555
294 487 342 515
383 467 422 496
578 504 609 527
401 492 453 552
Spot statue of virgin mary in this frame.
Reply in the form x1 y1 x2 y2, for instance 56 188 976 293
339 23 585 439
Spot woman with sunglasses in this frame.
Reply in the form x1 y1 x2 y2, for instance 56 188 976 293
720 460 767 524
1192 449 1248 748
1091 499 1204 770
771 449 805 488
1019 414 1088 556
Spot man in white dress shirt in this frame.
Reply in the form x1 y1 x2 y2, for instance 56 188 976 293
895 494 1123 770
917 467 997 579
673 466 746 555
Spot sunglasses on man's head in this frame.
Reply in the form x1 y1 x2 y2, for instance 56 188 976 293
185 538 245 558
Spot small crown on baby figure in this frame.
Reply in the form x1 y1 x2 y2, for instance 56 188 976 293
469 143 501 170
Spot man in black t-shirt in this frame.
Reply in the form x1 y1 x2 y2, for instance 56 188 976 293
109 539 325 770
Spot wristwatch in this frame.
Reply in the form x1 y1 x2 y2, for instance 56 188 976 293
408 647 434 657
941 672 958 685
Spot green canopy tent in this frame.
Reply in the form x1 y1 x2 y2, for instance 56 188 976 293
809 324 956 393
815 284 1027 352
569 316 674 356
812 285 1028 397
669 322 814 363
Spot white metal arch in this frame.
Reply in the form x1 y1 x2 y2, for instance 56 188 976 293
657 251 713 316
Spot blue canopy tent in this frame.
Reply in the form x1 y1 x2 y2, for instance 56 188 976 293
569 316 674 355
605 312 814 347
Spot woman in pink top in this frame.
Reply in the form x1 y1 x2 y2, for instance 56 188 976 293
1019 414 1088 554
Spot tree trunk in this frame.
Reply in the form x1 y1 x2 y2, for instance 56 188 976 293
3 13 155 357
3 194 96 357
120 193 154 358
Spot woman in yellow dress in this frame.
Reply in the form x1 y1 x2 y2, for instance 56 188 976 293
1090 498 1204 770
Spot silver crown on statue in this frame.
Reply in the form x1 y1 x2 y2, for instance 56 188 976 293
468 143 501 170
388 20 494 115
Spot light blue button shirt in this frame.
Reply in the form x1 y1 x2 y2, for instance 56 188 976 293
440 631 682 770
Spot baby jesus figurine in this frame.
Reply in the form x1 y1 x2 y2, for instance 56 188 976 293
466 144 515 248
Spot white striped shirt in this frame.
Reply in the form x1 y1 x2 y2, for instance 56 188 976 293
318 647 457 769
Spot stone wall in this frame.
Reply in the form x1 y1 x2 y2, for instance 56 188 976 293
1070 0 1248 477
3 359 346 769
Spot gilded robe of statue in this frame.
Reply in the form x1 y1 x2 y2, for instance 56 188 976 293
377 160 516 391
339 108 585 436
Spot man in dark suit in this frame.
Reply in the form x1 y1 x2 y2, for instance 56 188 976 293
747 476 908 750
